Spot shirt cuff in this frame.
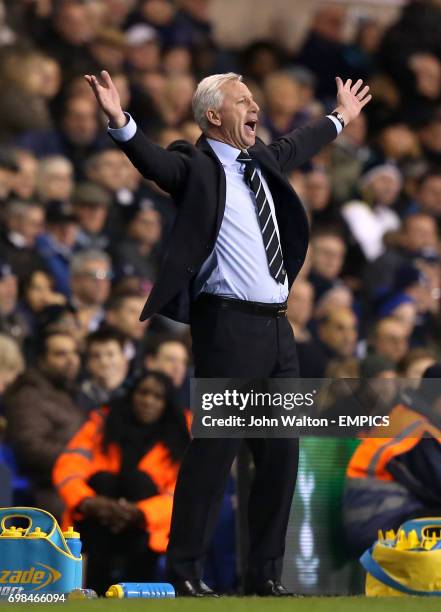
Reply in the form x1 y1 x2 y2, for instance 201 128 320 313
326 114 343 135
107 112 137 142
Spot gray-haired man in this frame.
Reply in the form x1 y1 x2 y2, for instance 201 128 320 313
86 69 371 597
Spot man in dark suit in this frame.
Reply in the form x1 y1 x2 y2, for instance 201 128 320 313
86 70 371 596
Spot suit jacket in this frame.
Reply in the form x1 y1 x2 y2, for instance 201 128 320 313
110 118 337 323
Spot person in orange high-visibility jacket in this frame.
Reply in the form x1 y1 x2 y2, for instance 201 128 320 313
53 369 190 594
343 364 441 558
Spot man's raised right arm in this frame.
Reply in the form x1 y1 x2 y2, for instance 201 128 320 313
85 71 188 195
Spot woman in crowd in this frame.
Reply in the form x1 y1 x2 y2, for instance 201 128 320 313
53 370 190 594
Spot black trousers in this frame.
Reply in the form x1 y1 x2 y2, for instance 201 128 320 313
167 297 299 583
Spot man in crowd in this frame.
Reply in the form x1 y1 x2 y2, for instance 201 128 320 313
70 249 112 334
309 306 358 377
78 327 129 411
4 330 85 518
0 200 46 278
370 317 410 365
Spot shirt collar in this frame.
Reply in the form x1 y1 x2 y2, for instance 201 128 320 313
206 138 243 167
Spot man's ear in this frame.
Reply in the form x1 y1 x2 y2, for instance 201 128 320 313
206 109 221 127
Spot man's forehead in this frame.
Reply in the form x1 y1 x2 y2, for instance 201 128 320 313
223 79 252 98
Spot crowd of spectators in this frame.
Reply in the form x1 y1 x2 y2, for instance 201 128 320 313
0 0 440 594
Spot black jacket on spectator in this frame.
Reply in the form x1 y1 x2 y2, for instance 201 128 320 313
111 117 337 323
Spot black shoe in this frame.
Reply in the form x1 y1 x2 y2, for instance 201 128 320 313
173 579 221 597
245 579 294 597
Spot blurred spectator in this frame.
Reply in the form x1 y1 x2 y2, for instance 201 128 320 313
36 201 80 297
18 95 108 178
287 278 318 378
364 213 439 300
144 336 190 389
296 5 351 102
378 0 441 114
0 147 18 204
35 0 95 79
70 250 112 334
417 112 441 167
240 41 284 85
78 328 129 411
0 48 53 142
73 182 112 251
18 269 66 338
261 71 306 140
330 113 370 204
0 334 24 401
0 262 28 345
5 330 85 518
344 18 382 81
307 306 358 377
412 169 441 222
374 123 420 169
159 74 195 127
12 150 38 201
308 229 346 301
126 23 161 74
0 333 26 501
397 347 437 387
162 45 193 76
287 278 314 343
36 156 74 204
105 290 149 364
89 28 126 74
302 169 340 228
53 370 190 594
342 165 402 263
370 317 410 365
314 285 354 321
111 199 162 282
84 148 137 208
0 201 46 278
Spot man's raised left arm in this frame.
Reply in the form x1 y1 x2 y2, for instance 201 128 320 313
268 77 372 173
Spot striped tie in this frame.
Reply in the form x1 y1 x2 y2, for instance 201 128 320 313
236 150 286 284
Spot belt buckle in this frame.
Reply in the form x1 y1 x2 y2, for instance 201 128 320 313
276 306 287 317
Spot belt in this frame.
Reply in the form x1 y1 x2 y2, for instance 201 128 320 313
195 293 288 318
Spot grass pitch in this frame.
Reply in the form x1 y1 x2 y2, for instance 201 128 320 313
2 597 441 611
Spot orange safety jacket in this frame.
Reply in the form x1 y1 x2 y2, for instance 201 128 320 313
53 407 190 553
347 404 441 482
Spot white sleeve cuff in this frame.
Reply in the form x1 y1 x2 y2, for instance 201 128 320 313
107 112 137 142
326 114 343 135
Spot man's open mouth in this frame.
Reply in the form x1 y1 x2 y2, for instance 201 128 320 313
244 120 257 135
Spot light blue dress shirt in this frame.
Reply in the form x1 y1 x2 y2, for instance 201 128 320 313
109 114 341 304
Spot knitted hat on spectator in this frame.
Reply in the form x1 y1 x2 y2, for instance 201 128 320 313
126 24 158 46
73 182 111 208
46 200 78 224
377 293 415 318
123 196 160 225
359 164 403 192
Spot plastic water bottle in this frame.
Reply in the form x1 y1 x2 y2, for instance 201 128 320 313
62 526 82 589
63 526 82 558
105 583 175 598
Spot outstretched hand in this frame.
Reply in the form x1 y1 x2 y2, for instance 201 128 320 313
334 77 372 126
84 70 126 128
